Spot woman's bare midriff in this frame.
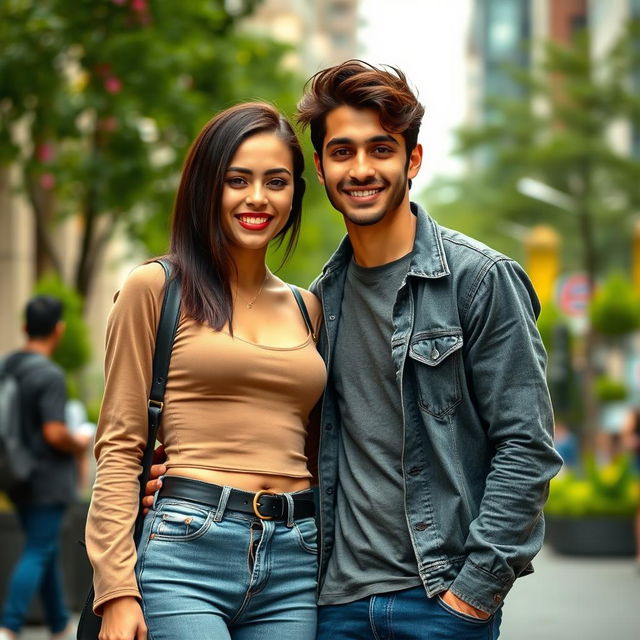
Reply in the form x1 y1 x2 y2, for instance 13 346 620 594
165 467 311 493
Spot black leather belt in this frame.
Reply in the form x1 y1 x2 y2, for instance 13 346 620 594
158 476 315 521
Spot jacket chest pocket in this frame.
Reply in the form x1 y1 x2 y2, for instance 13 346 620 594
408 331 463 417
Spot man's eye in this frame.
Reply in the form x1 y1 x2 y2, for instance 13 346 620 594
373 146 393 155
331 148 352 157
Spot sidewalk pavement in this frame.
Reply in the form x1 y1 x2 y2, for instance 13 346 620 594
18 545 640 640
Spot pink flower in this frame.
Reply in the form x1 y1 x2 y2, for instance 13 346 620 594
131 0 147 11
36 143 55 164
112 0 127 5
104 76 123 94
39 173 56 190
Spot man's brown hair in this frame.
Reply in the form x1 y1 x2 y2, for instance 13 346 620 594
296 60 425 160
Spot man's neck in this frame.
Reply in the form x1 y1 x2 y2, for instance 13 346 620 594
23 340 53 358
346 200 416 268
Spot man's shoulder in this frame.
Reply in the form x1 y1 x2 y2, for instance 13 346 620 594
438 224 511 268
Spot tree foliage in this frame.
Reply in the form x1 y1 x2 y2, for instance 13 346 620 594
0 0 338 298
423 21 640 278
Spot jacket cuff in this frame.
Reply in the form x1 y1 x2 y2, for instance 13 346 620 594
448 559 513 615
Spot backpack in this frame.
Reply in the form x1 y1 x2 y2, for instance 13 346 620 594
0 353 40 491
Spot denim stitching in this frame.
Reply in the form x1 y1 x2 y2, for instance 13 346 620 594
369 595 382 640
213 485 232 522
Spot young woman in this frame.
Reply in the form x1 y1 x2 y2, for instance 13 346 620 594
85 103 326 640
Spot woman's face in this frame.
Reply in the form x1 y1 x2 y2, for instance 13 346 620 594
221 131 295 252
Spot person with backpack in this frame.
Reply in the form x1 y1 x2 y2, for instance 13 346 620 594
0 295 91 640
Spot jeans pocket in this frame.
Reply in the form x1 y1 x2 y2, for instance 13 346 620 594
151 499 212 541
436 596 492 625
293 517 318 555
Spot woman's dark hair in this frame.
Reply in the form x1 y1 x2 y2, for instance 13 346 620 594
169 102 305 331
296 59 425 161
25 295 64 338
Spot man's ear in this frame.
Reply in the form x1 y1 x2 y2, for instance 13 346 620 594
407 144 423 181
314 152 325 185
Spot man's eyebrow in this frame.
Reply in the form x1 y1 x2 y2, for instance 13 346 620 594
226 166 292 176
325 134 399 148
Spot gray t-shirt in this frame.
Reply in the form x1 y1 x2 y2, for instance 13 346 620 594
319 253 421 605
6 350 77 506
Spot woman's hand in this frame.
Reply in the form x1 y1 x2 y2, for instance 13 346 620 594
99 596 147 640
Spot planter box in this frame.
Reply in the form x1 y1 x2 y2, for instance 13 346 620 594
0 502 93 622
545 514 636 556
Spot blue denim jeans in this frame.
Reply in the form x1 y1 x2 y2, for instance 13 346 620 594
136 491 318 639
317 585 502 640
0 503 70 634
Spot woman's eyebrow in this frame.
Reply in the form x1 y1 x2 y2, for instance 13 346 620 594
226 166 292 176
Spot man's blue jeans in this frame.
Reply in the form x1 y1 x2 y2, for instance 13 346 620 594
317 585 502 640
0 503 70 634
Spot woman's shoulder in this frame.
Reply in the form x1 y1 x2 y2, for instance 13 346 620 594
115 261 167 301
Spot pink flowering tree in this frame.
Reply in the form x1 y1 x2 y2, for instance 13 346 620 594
0 0 305 299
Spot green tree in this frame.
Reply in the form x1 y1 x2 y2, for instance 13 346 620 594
0 0 338 299
424 21 640 278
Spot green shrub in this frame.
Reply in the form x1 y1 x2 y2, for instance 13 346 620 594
545 455 640 518
594 376 628 403
590 272 640 337
33 273 91 374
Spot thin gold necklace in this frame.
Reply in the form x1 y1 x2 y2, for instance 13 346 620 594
238 272 269 310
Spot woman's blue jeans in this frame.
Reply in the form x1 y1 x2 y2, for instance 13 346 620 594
0 503 70 634
136 490 318 639
317 585 502 640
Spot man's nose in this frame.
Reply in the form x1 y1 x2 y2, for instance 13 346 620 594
348 151 375 182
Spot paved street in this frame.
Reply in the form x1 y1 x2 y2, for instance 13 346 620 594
18 545 640 640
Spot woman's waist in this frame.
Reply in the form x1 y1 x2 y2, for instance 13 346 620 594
164 466 311 493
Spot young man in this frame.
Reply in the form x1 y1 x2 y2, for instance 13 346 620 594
144 61 562 638
0 296 90 640
295 60 562 639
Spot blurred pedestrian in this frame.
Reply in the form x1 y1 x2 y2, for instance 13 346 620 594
85 103 324 639
621 407 640 567
554 421 580 470
0 296 91 640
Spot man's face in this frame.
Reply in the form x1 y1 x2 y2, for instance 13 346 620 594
314 106 421 227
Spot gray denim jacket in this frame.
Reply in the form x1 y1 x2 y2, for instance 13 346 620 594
309 203 562 615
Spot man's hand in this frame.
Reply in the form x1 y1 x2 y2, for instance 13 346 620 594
439 590 490 620
141 446 167 515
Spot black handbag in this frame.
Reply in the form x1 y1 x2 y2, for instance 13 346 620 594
76 259 181 640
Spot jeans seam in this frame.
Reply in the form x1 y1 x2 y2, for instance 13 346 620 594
369 595 382 640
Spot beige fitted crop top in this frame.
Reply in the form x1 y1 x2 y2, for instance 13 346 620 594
86 263 326 613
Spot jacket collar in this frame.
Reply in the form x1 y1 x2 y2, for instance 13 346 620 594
320 202 450 279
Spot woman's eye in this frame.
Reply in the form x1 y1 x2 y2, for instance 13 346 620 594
227 177 246 187
268 178 288 189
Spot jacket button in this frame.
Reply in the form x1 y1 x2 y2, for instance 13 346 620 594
414 522 430 531
328 314 336 321
326 487 334 495
430 348 440 360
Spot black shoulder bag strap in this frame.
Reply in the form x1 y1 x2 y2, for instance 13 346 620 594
287 284 315 340
77 258 181 640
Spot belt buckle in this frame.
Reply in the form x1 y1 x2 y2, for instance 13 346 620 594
252 490 278 520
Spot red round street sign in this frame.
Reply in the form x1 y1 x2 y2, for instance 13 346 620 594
557 273 591 317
